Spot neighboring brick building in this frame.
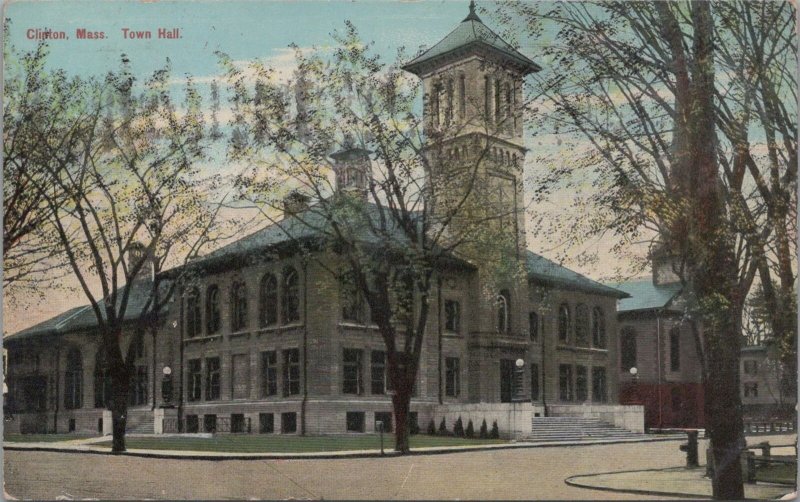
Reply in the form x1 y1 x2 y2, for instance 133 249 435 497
4 3 633 437
612 253 796 429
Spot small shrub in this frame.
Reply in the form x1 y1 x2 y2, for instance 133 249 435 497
465 419 475 438
454 416 465 437
427 419 437 436
438 417 449 436
479 419 488 439
490 420 500 439
410 417 420 435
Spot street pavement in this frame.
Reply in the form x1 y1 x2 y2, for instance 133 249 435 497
3 434 796 500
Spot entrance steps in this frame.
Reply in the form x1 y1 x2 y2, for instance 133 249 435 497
125 413 155 434
528 416 643 442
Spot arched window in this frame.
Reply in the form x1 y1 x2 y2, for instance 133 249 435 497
445 78 454 126
94 348 111 409
186 288 201 338
620 327 637 372
558 303 570 343
231 281 248 331
497 290 510 334
206 285 221 334
575 304 589 346
529 311 539 342
592 307 606 348
259 273 278 327
459 74 466 120
64 347 82 410
282 266 300 324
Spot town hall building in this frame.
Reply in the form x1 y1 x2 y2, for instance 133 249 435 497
4 3 641 438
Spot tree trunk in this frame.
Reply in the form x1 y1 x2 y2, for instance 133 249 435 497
392 386 411 454
110 365 131 453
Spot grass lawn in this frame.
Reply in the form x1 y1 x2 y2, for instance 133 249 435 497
756 459 796 485
4 433 98 443
96 434 508 453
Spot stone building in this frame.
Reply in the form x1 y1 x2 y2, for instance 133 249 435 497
4 3 637 438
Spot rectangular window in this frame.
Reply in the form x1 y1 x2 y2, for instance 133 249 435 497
374 412 393 433
261 351 278 397
744 382 758 398
346 411 365 432
68 418 76 432
530 363 540 401
592 367 607 403
231 413 246 433
188 359 202 402
559 364 573 402
203 414 217 433
231 353 250 399
186 414 199 433
205 357 220 401
343 349 363 395
371 350 386 395
129 365 148 406
259 413 274 433
670 329 681 372
283 349 300 396
445 357 460 397
281 412 297 433
575 365 588 402
444 300 460 333
744 360 758 375
529 311 539 342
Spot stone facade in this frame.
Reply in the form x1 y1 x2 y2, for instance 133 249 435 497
4 4 633 438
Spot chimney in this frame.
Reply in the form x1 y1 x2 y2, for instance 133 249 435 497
283 191 310 218
127 242 155 282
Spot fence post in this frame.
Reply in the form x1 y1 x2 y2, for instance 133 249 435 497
745 451 756 484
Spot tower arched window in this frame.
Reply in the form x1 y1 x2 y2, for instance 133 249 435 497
446 78 454 126
621 327 637 372
64 347 82 410
94 348 111 409
186 288 201 338
592 307 606 348
282 266 300 324
529 311 539 342
497 290 510 334
206 285 221 334
558 303 570 343
459 74 466 120
575 303 589 346
231 280 248 331
484 76 491 120
259 273 278 327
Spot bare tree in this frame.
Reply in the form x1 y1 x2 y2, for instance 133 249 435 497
492 1 795 498
222 23 526 453
20 55 228 452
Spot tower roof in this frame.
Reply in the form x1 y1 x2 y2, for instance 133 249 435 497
402 1 540 76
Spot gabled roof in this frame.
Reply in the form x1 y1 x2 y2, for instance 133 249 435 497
402 2 540 75
611 279 683 313
525 250 629 298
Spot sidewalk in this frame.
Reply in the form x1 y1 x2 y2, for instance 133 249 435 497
566 466 794 500
3 433 686 460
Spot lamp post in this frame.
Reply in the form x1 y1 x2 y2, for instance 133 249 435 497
629 366 639 405
161 366 173 406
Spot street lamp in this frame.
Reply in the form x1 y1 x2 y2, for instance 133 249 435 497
161 366 174 406
629 367 639 405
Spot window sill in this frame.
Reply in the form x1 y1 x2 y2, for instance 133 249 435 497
556 345 608 353
339 322 378 329
255 324 304 336
184 334 223 344
230 330 251 339
443 331 463 338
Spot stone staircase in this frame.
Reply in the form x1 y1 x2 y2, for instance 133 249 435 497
125 413 155 434
528 416 644 442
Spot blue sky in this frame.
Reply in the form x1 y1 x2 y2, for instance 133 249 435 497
5 0 492 80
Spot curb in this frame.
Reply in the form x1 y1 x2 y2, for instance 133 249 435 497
4 435 685 461
564 468 714 500
564 467 795 501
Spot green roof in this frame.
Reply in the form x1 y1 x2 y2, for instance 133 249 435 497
611 279 683 313
525 250 629 298
402 2 540 75
5 280 167 344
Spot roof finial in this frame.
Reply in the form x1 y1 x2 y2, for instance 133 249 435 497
464 0 481 21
